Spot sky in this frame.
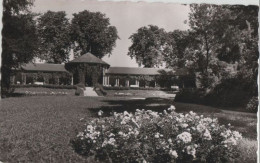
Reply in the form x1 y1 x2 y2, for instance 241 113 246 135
31 0 190 67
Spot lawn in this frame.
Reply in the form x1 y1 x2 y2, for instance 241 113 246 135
0 96 257 163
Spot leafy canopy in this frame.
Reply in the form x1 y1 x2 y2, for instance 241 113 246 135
37 11 71 63
70 10 119 58
2 0 38 96
128 25 177 68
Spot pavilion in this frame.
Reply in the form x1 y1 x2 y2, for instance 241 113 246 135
11 53 194 88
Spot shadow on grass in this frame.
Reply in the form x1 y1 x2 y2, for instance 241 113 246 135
88 97 174 117
5 93 26 98
88 97 222 118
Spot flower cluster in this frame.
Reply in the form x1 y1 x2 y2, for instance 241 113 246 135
72 105 242 163
24 91 68 96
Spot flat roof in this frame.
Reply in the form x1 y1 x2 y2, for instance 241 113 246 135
106 67 188 76
21 63 68 72
20 63 189 76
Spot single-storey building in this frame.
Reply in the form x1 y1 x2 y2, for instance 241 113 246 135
11 53 195 88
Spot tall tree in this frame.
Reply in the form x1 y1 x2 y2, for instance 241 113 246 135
37 11 71 63
2 0 38 97
128 25 177 68
70 10 119 58
165 30 194 68
186 4 258 89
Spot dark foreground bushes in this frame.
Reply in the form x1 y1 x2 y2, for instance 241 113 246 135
175 78 258 110
175 88 205 104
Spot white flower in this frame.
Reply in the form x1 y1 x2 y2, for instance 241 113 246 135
186 145 196 158
223 137 237 146
196 124 206 133
233 131 242 140
87 125 94 133
169 150 178 158
181 123 188 128
168 105 176 111
98 110 103 116
168 138 172 143
203 129 212 140
155 132 160 138
77 132 84 137
177 132 192 143
109 133 115 137
121 120 126 125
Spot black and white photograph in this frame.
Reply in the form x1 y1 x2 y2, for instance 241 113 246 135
0 0 259 162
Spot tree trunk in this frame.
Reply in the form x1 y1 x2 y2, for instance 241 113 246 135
1 66 12 98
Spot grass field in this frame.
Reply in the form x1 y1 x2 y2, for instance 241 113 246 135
0 96 257 163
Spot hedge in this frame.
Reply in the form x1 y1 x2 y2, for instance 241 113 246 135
11 84 76 89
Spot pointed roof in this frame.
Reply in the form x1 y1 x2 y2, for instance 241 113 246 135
69 52 109 66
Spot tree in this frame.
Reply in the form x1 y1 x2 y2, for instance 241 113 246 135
165 30 195 69
70 10 119 58
37 11 71 63
2 0 38 97
128 25 177 68
185 3 258 94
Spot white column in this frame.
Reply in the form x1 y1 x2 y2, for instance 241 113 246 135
126 80 129 87
107 76 110 86
135 79 139 87
71 76 74 85
116 78 120 86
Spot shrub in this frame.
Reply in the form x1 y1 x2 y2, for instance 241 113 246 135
94 84 107 96
103 86 173 91
204 78 256 107
174 88 205 104
246 96 258 112
11 84 76 89
72 106 242 163
75 86 84 96
24 91 68 96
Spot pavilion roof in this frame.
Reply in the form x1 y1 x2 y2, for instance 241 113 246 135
68 52 109 66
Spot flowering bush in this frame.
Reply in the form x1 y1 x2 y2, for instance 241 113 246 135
246 96 258 112
24 91 68 96
72 106 242 163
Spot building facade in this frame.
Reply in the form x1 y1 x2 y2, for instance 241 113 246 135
11 53 195 88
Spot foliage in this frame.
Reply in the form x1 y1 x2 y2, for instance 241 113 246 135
24 91 68 96
166 30 192 68
37 11 71 63
246 97 258 113
94 84 107 96
175 88 205 104
3 0 34 14
204 77 257 107
75 86 84 96
103 86 163 91
185 4 258 89
11 84 76 89
72 106 242 163
2 0 38 97
128 25 177 67
70 10 119 58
